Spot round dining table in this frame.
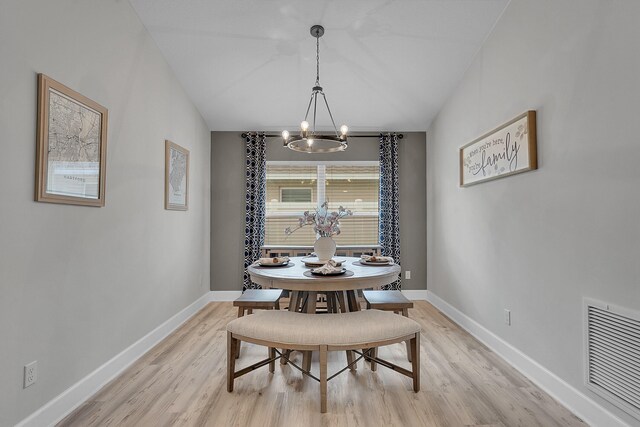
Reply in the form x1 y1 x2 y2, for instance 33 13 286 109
247 256 401 371
247 256 400 311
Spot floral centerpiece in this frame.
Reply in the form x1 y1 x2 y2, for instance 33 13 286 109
285 201 353 261
285 201 353 237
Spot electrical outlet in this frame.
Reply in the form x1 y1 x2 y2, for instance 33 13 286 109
24 361 37 388
405 270 411 280
504 309 511 326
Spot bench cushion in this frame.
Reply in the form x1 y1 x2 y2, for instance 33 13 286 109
227 309 420 346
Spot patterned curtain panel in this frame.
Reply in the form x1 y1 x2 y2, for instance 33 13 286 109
243 132 267 290
379 133 401 290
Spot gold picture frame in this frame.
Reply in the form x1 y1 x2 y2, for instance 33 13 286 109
35 74 108 206
165 140 190 211
459 111 537 187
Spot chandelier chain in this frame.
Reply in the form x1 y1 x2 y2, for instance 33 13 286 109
316 34 320 86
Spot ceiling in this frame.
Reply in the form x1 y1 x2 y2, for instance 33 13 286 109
129 0 509 132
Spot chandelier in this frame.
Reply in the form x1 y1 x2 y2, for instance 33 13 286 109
282 25 348 153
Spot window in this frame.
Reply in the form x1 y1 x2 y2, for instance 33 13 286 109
265 161 380 246
281 188 312 203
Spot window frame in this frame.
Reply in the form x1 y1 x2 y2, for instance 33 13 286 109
265 160 380 246
279 187 313 203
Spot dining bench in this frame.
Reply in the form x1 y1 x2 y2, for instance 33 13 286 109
226 309 421 413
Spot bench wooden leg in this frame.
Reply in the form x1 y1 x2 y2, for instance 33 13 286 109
346 350 356 371
303 292 317 373
410 333 420 392
320 345 328 413
402 308 412 362
235 307 245 359
269 347 275 373
227 331 237 392
337 291 357 371
282 291 300 365
369 347 378 371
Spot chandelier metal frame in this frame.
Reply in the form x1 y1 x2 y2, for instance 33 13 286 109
282 25 348 153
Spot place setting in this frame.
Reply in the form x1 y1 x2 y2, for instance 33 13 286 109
303 259 354 278
252 256 294 268
301 254 346 267
353 254 395 267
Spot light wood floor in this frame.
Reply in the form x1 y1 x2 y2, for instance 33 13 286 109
58 301 586 427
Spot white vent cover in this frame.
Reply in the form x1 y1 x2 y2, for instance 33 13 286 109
585 298 640 420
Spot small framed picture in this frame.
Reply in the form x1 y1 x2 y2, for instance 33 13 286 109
35 74 108 206
165 140 189 211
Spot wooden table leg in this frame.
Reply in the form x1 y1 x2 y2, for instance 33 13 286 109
336 291 347 313
346 290 360 311
288 291 300 312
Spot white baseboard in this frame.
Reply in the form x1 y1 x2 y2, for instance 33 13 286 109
401 289 427 300
425 291 628 427
209 290 242 301
16 292 212 427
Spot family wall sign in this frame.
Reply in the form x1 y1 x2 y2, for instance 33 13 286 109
459 111 537 187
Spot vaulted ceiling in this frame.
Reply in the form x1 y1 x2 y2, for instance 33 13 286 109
130 0 509 132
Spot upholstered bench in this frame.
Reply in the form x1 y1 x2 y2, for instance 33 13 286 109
363 290 414 366
226 310 421 413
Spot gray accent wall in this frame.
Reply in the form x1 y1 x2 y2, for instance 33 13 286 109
211 132 426 291
0 1 211 425
426 0 640 425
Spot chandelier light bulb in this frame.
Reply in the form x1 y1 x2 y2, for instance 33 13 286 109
282 130 290 140
301 121 310 131
340 125 348 135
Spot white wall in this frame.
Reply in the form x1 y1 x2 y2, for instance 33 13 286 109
427 0 640 425
0 1 211 425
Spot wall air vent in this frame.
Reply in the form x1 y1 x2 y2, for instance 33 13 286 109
585 298 640 420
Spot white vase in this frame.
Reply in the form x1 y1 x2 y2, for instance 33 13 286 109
314 236 336 262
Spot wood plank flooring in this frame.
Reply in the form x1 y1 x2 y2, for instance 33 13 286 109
58 301 586 427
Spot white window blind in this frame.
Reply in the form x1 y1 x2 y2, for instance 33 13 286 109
264 162 380 246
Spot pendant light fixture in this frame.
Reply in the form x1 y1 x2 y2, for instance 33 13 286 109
282 25 348 153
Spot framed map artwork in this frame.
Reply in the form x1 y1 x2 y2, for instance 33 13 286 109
36 74 108 206
165 140 189 211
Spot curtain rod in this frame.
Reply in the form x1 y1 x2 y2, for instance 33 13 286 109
240 133 404 139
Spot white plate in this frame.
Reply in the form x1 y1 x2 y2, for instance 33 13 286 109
258 260 289 267
301 256 346 267
360 259 391 266
310 268 347 276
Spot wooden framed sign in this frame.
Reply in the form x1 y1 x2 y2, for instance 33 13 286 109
35 74 108 206
165 140 189 211
460 111 537 187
